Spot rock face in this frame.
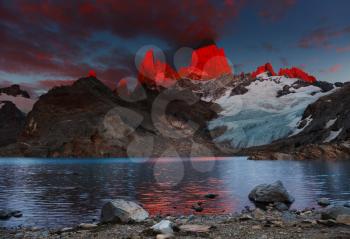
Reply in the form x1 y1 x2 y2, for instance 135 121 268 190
101 199 149 223
279 67 316 83
0 101 26 147
138 49 179 87
248 181 295 205
179 44 232 80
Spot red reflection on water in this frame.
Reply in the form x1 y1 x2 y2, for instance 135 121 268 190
137 177 238 216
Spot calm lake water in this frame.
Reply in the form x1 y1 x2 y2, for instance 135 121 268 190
0 157 350 229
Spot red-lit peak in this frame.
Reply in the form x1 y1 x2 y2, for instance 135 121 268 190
179 44 232 80
251 63 276 78
138 49 179 87
251 63 317 83
88 70 96 77
279 67 317 83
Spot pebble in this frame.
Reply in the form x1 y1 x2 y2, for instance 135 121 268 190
156 234 174 239
204 194 218 199
78 223 98 229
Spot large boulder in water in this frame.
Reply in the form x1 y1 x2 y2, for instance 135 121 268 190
248 181 295 204
101 199 149 223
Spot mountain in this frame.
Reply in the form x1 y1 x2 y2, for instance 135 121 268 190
0 101 26 147
0 77 220 157
0 45 349 159
0 85 32 147
0 84 35 113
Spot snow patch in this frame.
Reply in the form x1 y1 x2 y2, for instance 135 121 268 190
0 93 36 113
325 118 337 129
289 115 313 136
324 128 343 143
208 77 332 148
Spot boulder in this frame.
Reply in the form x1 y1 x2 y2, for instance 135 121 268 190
0 209 12 220
248 181 295 205
151 220 174 234
101 199 149 223
317 198 331 207
321 206 350 220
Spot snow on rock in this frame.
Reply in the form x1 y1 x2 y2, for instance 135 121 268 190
0 94 35 113
208 76 331 148
324 128 343 143
325 118 337 129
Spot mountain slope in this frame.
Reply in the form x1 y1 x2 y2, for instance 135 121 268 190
0 77 220 157
244 83 350 159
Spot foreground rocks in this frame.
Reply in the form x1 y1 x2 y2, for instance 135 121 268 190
101 199 149 223
248 181 295 208
2 207 350 239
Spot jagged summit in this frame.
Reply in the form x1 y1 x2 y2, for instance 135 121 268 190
251 63 317 83
138 44 232 87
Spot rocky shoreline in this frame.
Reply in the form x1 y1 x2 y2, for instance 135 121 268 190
1 206 350 239
1 181 350 239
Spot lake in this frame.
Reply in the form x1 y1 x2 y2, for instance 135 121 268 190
0 157 350 229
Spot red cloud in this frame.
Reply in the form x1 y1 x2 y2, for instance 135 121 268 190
299 26 350 49
336 44 350 53
320 64 342 74
329 64 342 73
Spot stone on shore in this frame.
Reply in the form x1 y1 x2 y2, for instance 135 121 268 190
151 220 174 235
321 206 350 220
101 199 149 224
317 198 331 207
79 223 98 229
248 181 295 205
179 224 212 233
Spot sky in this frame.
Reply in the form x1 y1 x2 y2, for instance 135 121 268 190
0 0 350 96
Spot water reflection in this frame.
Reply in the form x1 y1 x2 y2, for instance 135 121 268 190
0 158 350 229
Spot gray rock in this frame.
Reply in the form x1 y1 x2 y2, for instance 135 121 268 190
273 202 289 211
248 181 295 205
0 209 12 220
317 198 331 207
151 220 174 234
101 199 149 224
321 206 350 220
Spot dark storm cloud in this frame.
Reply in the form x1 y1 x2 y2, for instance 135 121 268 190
0 0 245 90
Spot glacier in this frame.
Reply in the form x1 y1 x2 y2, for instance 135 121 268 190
208 76 331 148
